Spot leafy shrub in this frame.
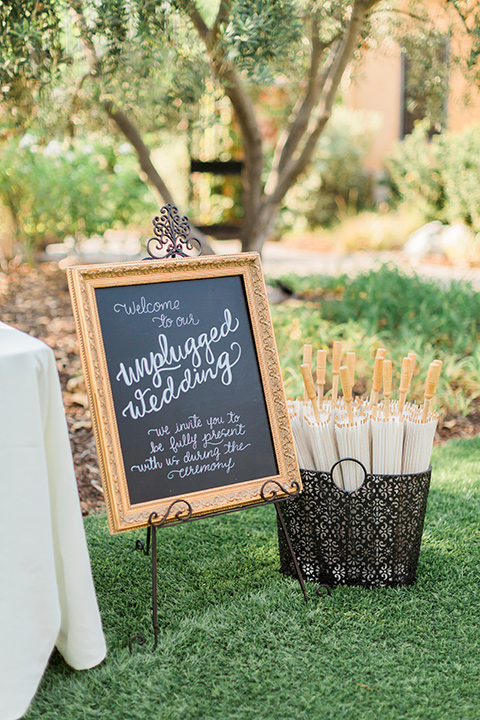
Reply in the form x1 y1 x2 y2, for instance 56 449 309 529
274 264 480 353
441 125 480 231
279 107 381 233
269 265 480 414
386 122 480 233
0 134 157 256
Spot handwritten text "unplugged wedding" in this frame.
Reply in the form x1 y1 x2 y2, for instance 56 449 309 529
114 307 242 419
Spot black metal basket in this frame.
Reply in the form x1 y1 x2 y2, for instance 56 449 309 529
278 458 431 588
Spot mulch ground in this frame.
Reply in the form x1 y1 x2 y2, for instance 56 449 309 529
1 263 479 517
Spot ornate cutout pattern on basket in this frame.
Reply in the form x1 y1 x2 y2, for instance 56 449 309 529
278 464 431 588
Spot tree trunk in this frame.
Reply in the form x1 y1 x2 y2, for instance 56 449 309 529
240 200 280 254
186 0 380 257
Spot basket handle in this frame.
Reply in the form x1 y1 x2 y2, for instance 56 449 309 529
330 457 368 482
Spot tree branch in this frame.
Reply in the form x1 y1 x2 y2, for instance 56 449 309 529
103 100 176 205
266 32 342 195
67 71 90 137
212 0 233 38
184 1 264 217
268 0 383 206
447 0 477 32
183 1 210 43
102 100 214 252
372 8 430 23
361 0 386 11
68 0 101 74
68 0 215 253
272 16 342 175
183 1 261 158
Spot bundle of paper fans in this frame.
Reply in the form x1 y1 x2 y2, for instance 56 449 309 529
288 342 442 491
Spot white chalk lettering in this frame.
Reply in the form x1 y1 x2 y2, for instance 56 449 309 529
114 297 180 316
202 423 247 448
147 425 170 437
121 344 242 419
223 440 251 454
176 314 200 327
115 308 240 396
116 355 181 389
131 455 163 472
206 415 224 429
183 447 220 464
175 415 202 432
166 456 235 480
152 314 173 328
170 433 197 453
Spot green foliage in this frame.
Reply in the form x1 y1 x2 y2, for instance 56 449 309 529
318 265 480 351
220 0 304 82
441 125 480 231
447 0 480 85
386 120 445 219
25 439 480 719
53 2 209 136
280 107 380 232
269 265 480 414
386 122 480 232
0 134 157 254
401 27 450 131
0 0 65 124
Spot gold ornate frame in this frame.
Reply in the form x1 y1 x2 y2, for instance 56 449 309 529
68 253 300 533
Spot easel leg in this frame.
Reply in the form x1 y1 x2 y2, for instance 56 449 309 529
275 503 308 603
129 523 159 653
129 497 309 653
129 502 192 653
150 521 159 651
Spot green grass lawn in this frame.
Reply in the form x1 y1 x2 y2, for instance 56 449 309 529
26 435 480 720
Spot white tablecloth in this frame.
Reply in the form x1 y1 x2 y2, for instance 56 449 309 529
0 323 106 720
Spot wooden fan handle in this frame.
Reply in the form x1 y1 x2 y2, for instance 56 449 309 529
340 365 354 425
408 352 417 383
302 344 313 401
301 363 320 422
398 356 412 415
332 341 342 373
316 349 327 407
421 361 442 421
316 349 327 385
383 359 392 398
346 351 356 386
331 341 342 403
371 356 384 395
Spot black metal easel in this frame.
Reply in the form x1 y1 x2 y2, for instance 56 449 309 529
128 205 312 653
128 480 310 654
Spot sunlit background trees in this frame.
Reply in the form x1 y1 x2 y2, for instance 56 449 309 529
1 0 480 263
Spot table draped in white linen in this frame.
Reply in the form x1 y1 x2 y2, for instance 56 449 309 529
0 323 106 720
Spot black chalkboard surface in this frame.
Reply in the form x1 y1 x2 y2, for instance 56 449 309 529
68 253 300 533
95 274 278 503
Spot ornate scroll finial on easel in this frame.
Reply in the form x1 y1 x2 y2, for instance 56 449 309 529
146 203 203 259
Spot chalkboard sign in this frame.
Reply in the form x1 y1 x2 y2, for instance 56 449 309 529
68 253 301 533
